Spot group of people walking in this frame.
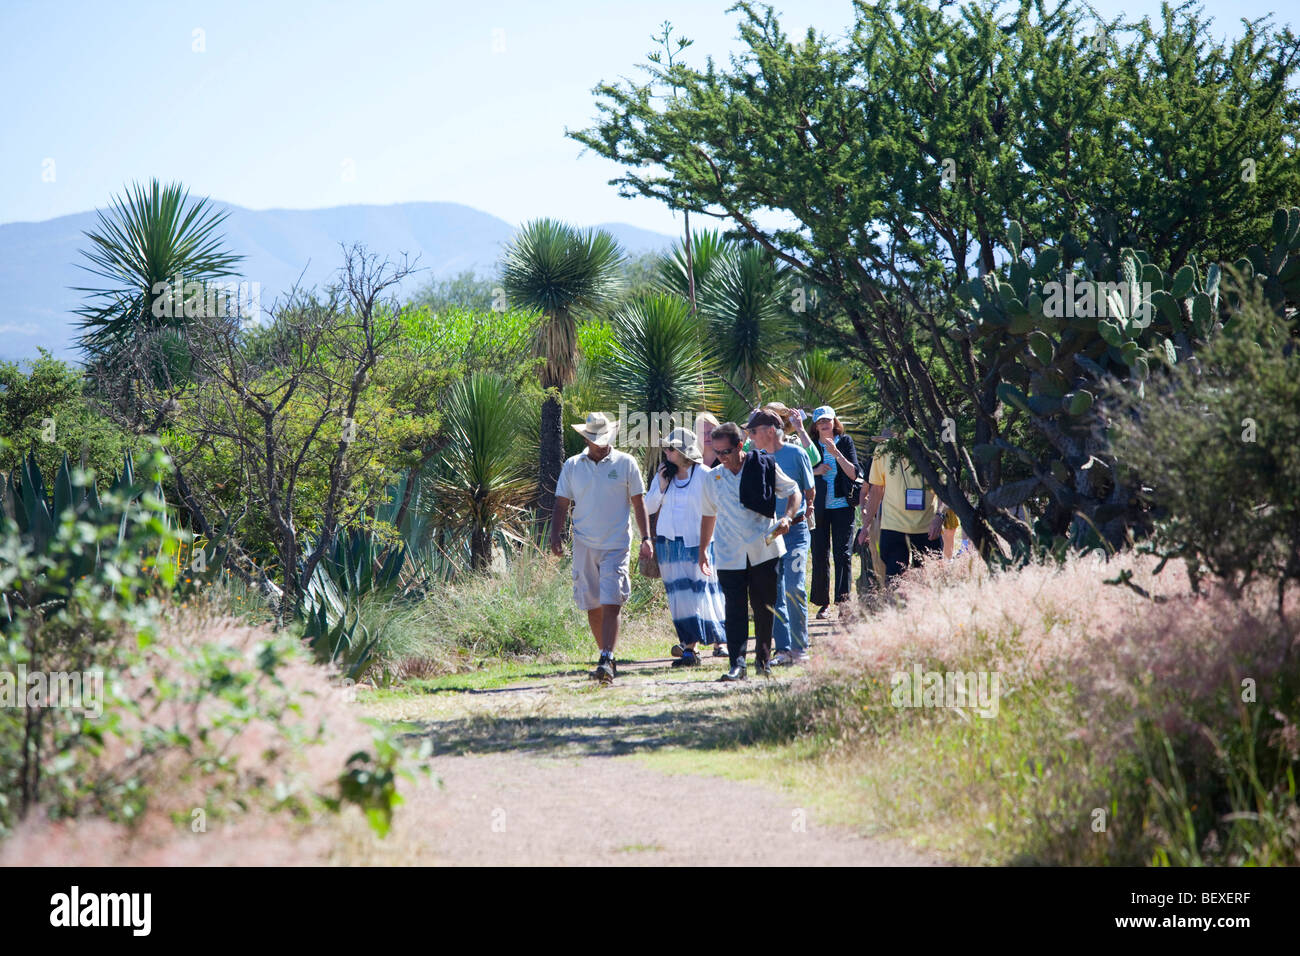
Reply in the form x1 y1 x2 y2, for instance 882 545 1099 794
549 404 954 684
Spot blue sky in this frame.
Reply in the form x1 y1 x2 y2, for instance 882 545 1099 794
0 0 1289 234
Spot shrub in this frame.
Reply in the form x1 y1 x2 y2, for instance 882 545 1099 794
1108 279 1300 608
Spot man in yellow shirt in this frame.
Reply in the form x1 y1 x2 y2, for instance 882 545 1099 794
856 449 945 582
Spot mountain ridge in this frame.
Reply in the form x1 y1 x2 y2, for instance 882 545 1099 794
0 201 676 362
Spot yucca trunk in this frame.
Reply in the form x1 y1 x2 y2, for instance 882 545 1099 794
470 522 493 572
538 394 564 531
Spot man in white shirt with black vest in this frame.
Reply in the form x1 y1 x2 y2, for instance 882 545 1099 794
699 417 802 680
550 412 652 684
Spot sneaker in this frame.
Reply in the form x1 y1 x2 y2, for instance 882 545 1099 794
718 663 747 682
672 650 700 668
712 643 728 658
771 651 795 667
792 650 810 665
595 661 615 684
670 643 684 658
755 660 773 677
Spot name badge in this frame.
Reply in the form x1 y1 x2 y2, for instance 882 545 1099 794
905 488 925 511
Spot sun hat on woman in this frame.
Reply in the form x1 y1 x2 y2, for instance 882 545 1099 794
661 426 704 464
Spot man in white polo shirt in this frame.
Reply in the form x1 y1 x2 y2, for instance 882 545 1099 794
550 411 652 684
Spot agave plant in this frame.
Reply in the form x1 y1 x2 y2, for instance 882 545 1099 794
499 219 624 524
430 372 532 571
0 449 185 629
75 179 243 366
597 294 716 472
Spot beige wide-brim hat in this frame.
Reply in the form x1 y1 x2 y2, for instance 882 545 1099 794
572 411 619 446
660 426 704 464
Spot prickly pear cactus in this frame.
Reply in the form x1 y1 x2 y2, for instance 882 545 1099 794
944 208 1294 550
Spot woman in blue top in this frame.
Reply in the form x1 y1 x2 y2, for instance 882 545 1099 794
809 406 860 619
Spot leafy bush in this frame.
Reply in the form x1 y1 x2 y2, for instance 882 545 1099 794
0 350 136 480
0 444 426 846
1108 279 1300 606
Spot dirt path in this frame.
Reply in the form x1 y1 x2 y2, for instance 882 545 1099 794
359 618 941 866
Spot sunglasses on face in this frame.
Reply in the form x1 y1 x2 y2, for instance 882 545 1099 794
714 444 739 456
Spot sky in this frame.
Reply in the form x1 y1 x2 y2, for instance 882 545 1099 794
0 0 1290 234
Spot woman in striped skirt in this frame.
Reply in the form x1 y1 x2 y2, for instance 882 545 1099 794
644 427 727 667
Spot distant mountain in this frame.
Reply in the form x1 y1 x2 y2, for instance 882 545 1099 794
0 202 676 363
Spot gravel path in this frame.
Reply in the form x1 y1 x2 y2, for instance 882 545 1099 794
361 617 942 866
413 752 938 866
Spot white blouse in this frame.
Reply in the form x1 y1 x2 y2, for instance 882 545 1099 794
644 463 711 547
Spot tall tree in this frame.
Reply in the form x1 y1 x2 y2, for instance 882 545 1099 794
500 219 624 528
573 0 1300 559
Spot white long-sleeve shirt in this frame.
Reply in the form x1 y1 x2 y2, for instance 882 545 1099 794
644 463 711 547
700 459 799 570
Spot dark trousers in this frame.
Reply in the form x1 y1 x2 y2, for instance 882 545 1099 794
879 529 942 580
811 505 855 606
716 556 779 669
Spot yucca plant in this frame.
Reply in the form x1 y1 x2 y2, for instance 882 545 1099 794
697 244 795 420
500 219 624 524
598 294 716 473
431 372 532 572
655 228 732 301
74 179 243 369
778 349 871 435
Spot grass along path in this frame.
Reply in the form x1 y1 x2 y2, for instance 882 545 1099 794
356 616 942 866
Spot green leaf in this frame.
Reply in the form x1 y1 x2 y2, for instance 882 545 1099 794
1272 207 1289 245
1008 221 1022 257
996 383 1033 415
1032 248 1060 279
1170 265 1196 297
1191 292 1211 333
1066 390 1094 415
1027 331 1053 365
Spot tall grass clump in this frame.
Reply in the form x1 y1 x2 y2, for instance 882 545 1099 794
734 551 1299 865
364 548 592 676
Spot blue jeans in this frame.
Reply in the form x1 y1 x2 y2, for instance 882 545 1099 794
772 522 810 652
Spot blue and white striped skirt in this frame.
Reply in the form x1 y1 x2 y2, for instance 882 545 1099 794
655 535 726 645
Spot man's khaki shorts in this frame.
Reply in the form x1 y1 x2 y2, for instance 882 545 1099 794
572 539 631 610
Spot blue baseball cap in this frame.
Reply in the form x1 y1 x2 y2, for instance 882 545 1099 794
811 405 836 423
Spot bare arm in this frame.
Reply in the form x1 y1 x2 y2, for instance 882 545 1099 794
699 514 717 576
857 483 886 545
550 496 571 556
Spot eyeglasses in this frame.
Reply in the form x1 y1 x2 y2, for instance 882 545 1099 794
714 444 738 456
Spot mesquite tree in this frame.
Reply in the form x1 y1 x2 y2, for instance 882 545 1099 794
572 0 1300 560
